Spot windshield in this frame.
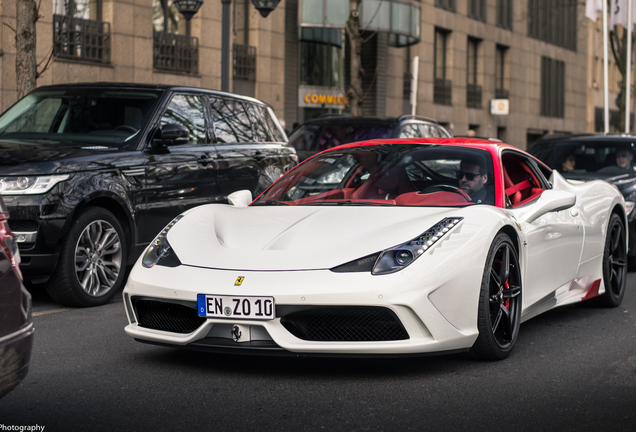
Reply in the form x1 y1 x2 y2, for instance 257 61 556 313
0 89 162 149
256 144 495 207
289 123 394 153
530 140 636 178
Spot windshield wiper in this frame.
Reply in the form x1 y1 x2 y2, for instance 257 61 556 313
252 200 290 206
297 200 393 206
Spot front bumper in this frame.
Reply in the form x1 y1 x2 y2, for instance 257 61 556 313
3 194 69 282
123 262 482 356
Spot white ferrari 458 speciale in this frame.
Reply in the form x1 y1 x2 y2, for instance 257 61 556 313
123 138 627 360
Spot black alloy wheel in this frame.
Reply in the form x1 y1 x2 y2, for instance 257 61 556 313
46 207 128 307
470 232 522 360
594 213 627 307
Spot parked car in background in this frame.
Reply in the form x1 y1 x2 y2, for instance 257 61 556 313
0 83 296 307
528 133 636 266
0 196 33 399
288 114 451 161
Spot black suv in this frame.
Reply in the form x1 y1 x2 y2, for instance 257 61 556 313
0 83 296 306
288 115 451 161
528 133 636 266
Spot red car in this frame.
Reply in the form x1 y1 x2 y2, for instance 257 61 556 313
0 196 33 398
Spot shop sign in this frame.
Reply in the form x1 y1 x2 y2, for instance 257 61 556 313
299 86 348 109
490 99 509 115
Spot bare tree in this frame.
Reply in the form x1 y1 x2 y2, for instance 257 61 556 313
15 0 38 98
345 0 363 116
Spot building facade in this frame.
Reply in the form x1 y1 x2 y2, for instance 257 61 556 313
0 1 595 149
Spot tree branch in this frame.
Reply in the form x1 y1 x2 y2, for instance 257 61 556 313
36 14 65 79
3 21 16 33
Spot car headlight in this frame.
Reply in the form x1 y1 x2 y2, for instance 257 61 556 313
142 215 184 268
626 201 635 215
372 217 463 275
330 217 463 275
0 175 70 195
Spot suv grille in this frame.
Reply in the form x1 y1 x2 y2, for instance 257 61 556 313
280 307 409 342
135 299 205 334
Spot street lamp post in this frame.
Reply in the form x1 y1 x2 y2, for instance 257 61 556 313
250 0 281 18
221 0 232 92
173 0 204 35
221 0 281 92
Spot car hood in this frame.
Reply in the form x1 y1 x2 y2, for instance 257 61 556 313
166 204 479 271
565 171 636 197
0 139 138 174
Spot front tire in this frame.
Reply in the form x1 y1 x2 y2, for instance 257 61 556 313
470 233 522 360
46 207 128 307
593 213 627 307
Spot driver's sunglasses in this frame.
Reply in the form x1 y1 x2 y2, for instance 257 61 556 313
456 170 480 181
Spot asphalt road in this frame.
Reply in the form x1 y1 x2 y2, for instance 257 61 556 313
1 278 635 432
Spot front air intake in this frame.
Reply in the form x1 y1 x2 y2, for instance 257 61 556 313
134 299 205 334
280 306 409 341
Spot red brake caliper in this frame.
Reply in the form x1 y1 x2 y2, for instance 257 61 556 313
503 279 510 309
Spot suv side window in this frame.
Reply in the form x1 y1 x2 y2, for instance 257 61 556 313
398 124 420 138
160 94 206 144
418 124 434 137
245 103 272 142
209 97 253 143
265 106 287 142
437 125 452 137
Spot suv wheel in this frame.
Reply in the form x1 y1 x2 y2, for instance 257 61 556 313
46 207 128 307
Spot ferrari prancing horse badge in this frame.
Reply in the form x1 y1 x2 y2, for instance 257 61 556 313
234 276 245 286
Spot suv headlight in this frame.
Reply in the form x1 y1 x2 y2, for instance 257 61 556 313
0 175 70 195
142 215 184 268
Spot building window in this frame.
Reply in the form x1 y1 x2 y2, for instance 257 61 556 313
468 0 486 22
152 0 198 74
541 56 565 118
495 45 509 99
435 0 456 12
528 0 576 51
233 44 256 81
434 28 452 105
300 28 343 88
466 37 482 108
497 0 513 29
53 0 110 63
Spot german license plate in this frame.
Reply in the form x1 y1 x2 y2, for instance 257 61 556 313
197 294 275 320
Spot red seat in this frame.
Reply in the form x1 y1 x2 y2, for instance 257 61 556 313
351 167 416 200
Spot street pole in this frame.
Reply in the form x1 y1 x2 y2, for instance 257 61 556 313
603 0 610 133
626 0 633 133
221 0 232 92
410 56 419 116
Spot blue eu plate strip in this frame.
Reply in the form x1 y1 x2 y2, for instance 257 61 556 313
197 294 206 316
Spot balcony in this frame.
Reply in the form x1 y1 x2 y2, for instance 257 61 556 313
53 14 111 63
434 78 452 105
467 83 482 108
153 31 199 74
233 44 256 81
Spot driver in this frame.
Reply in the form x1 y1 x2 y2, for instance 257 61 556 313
457 155 488 203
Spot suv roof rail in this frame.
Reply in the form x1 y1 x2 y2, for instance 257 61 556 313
317 113 351 119
397 114 439 124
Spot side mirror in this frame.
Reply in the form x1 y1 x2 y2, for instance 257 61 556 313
520 190 576 223
228 190 253 208
153 123 188 148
